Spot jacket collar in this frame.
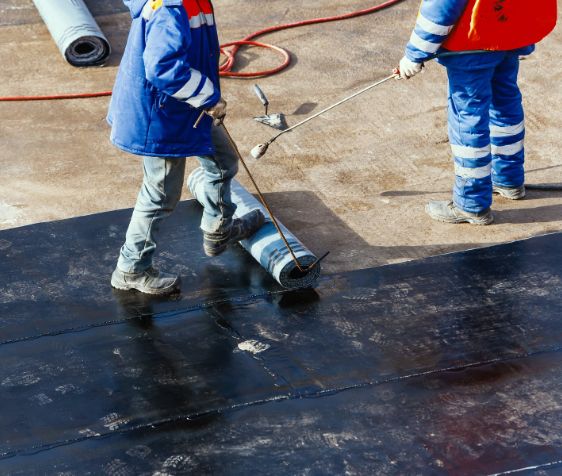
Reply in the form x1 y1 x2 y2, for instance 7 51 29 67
124 0 148 18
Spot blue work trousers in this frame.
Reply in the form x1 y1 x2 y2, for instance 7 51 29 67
447 53 525 213
117 126 238 273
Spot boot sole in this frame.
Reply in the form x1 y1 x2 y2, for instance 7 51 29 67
426 206 494 225
110 276 180 295
429 215 494 225
203 243 227 257
492 188 526 200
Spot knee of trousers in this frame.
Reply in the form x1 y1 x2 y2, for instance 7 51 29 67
135 186 182 214
141 155 185 195
208 155 239 181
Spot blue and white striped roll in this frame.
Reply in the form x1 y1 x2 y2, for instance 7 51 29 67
188 168 320 289
33 0 110 66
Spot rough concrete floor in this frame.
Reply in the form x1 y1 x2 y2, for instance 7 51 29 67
1 0 561 274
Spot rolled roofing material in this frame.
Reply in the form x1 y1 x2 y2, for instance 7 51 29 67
32 0 110 66
188 168 321 289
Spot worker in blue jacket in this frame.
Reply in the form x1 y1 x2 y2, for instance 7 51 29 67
398 0 557 225
107 0 264 295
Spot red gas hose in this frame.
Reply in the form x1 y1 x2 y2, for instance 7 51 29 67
0 0 405 101
0 91 113 101
219 40 291 79
219 0 405 77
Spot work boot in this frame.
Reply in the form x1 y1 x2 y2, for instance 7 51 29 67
425 200 494 225
111 266 180 295
493 184 526 200
203 209 265 257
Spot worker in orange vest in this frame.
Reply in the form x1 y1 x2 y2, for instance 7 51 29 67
398 0 557 225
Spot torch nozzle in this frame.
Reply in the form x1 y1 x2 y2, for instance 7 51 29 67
250 142 269 160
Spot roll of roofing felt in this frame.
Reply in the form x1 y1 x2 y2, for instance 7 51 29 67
188 168 321 289
32 0 110 66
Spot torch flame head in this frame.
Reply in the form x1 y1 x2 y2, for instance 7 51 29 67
250 143 268 160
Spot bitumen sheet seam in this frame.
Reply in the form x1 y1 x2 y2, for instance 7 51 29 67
203 305 293 389
0 288 288 348
1 340 560 463
489 460 562 476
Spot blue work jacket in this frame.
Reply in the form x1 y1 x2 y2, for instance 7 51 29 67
108 0 221 158
405 0 534 70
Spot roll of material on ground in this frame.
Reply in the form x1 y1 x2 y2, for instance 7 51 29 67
32 0 110 66
188 168 321 289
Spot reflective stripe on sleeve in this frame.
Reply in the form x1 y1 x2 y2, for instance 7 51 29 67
189 13 215 28
172 69 203 100
416 14 454 36
492 140 524 156
408 31 441 54
451 144 491 159
490 121 525 137
185 78 214 107
454 163 492 179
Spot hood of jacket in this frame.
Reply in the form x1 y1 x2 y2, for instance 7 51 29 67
124 0 148 18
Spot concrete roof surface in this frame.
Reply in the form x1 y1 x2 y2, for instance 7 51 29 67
1 0 561 273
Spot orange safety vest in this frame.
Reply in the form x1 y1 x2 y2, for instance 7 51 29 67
443 0 557 51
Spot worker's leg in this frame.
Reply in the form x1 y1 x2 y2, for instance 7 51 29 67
195 125 239 234
426 65 499 224
447 65 496 214
194 125 264 256
490 54 526 198
117 157 185 273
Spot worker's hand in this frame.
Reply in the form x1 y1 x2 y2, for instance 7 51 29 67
397 56 424 80
206 97 227 126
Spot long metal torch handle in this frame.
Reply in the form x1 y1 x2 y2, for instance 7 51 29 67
270 73 397 142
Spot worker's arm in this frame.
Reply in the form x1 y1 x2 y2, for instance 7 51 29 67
400 0 470 78
142 3 221 109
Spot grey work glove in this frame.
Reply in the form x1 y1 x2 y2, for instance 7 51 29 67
398 56 424 80
205 97 227 126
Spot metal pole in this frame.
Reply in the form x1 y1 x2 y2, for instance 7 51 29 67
220 124 308 273
268 73 397 143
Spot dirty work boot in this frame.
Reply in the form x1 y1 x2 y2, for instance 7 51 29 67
111 267 180 295
493 184 526 200
203 209 265 257
425 200 494 225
